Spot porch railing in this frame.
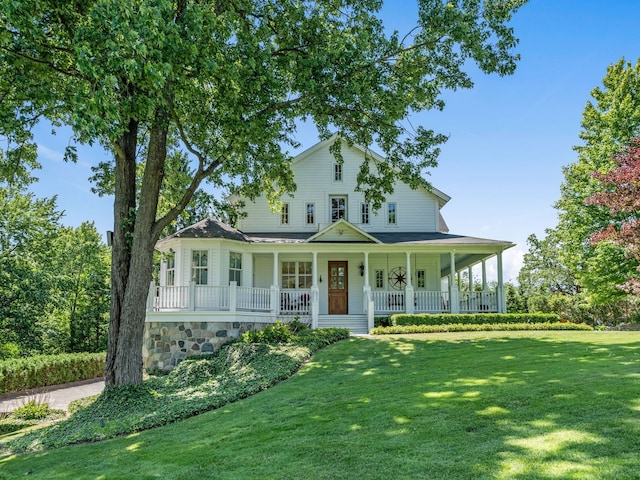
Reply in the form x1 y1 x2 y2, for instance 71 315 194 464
372 290 406 313
459 291 497 313
280 289 312 315
152 282 273 313
414 290 450 313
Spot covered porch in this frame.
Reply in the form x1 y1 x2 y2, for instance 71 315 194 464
148 247 509 332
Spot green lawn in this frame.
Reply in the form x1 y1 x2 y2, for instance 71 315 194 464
2 331 639 479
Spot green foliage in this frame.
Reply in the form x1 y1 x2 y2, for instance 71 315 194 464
372 322 593 335
0 352 105 394
4 328 348 452
11 400 62 421
554 58 640 301
240 321 292 344
391 313 560 326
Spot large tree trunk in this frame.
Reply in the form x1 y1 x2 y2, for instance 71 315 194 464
105 115 169 386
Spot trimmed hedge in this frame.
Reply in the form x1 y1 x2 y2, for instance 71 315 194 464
391 313 560 326
373 322 593 335
0 352 105 395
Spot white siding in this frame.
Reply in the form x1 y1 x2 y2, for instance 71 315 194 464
238 141 440 233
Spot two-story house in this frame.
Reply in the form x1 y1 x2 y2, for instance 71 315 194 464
144 137 513 371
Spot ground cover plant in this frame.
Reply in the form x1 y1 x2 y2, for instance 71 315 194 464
373 321 593 335
1 324 348 453
1 330 639 479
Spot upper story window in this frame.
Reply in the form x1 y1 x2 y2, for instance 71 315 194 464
191 250 208 285
330 196 347 222
361 203 370 224
280 203 290 225
229 252 242 286
166 253 175 286
333 162 343 182
306 203 315 225
387 202 397 225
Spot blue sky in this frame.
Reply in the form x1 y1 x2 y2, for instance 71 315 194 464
27 1 640 283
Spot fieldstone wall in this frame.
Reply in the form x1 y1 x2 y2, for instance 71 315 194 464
143 321 271 372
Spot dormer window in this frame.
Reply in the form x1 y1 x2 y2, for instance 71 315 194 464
281 203 290 225
333 162 343 182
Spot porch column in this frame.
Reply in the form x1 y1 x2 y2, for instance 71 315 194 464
497 250 506 313
450 251 459 313
147 281 155 312
311 251 319 329
273 251 279 287
272 252 280 315
468 266 473 292
405 252 414 314
482 260 488 291
364 252 370 288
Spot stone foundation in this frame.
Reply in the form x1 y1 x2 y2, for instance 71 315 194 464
143 320 272 372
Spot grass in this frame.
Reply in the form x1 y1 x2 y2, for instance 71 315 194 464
1 330 640 479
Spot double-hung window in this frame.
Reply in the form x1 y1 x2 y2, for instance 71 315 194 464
417 270 426 289
306 203 315 225
281 203 290 225
166 254 175 286
387 202 397 225
375 270 385 289
192 250 208 285
361 203 370 224
229 252 242 286
333 162 343 182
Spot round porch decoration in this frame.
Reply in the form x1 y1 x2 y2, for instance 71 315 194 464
388 266 407 290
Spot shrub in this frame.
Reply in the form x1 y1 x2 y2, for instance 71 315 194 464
390 313 559 327
0 352 105 394
372 322 593 335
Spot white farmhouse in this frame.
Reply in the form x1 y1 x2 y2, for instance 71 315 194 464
144 137 513 370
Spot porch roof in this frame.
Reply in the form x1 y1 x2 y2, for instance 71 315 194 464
157 218 514 249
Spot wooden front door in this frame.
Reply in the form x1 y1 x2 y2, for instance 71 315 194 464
328 261 348 315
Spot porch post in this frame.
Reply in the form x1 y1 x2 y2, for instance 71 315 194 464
497 250 506 313
482 260 488 291
189 281 196 312
147 281 155 312
311 251 319 329
468 266 473 292
364 252 370 288
272 252 280 315
405 252 414 314
229 281 237 312
450 251 459 313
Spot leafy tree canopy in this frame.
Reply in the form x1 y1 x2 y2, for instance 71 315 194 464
555 58 640 298
0 0 526 385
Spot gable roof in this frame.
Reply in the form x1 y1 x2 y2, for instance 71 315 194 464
292 135 451 207
305 219 380 243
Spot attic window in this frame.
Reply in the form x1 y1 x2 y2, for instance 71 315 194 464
333 162 343 182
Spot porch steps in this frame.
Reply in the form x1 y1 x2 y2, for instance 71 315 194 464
317 315 369 335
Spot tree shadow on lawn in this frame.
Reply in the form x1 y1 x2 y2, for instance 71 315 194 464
1 333 640 479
